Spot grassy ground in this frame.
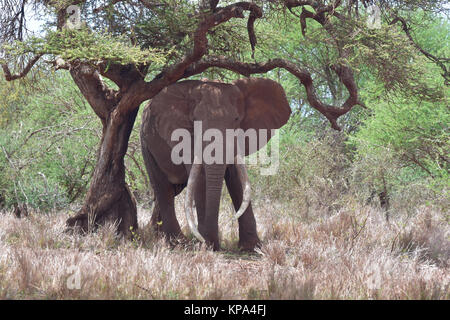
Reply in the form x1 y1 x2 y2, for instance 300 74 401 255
0 195 448 299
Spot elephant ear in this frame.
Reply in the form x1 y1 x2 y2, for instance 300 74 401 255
151 80 200 149
233 78 291 154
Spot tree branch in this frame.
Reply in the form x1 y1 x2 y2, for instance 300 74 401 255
116 1 263 114
183 55 360 130
1 54 42 81
69 62 119 121
390 15 449 84
96 62 147 89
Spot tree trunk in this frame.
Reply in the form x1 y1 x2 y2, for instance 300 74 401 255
66 107 139 237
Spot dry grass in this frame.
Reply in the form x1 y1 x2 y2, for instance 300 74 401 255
0 196 448 299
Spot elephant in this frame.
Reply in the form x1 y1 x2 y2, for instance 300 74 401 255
140 77 291 251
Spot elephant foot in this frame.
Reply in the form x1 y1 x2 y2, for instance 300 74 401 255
238 236 261 252
199 237 221 251
203 235 221 251
211 241 221 251
150 217 187 245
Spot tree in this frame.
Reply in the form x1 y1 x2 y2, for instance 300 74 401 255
1 0 447 236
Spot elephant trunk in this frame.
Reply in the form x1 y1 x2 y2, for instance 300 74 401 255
184 153 250 247
203 163 227 249
184 155 205 242
234 154 251 219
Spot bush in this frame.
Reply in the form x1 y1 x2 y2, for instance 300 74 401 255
0 72 99 210
347 80 449 217
249 121 351 220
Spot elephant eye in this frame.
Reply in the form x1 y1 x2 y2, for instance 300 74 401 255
234 116 239 121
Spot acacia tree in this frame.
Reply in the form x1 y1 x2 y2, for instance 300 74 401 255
1 0 446 235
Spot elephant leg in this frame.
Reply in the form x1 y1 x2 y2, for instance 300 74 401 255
144 152 184 240
150 200 161 229
225 165 261 251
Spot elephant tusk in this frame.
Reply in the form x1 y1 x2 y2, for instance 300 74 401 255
185 156 206 242
234 154 251 220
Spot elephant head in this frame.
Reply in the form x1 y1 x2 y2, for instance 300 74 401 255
144 77 291 249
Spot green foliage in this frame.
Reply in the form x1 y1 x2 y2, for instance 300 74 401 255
129 0 198 53
349 25 444 100
249 124 351 219
340 12 449 215
2 28 170 67
0 79 29 127
346 79 449 214
351 93 449 179
248 8 448 219
0 71 99 209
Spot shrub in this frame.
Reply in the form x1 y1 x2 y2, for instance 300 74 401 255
0 72 99 210
249 124 351 220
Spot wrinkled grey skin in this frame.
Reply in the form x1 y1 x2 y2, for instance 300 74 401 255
140 78 291 250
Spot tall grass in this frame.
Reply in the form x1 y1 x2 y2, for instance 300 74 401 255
0 196 448 299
